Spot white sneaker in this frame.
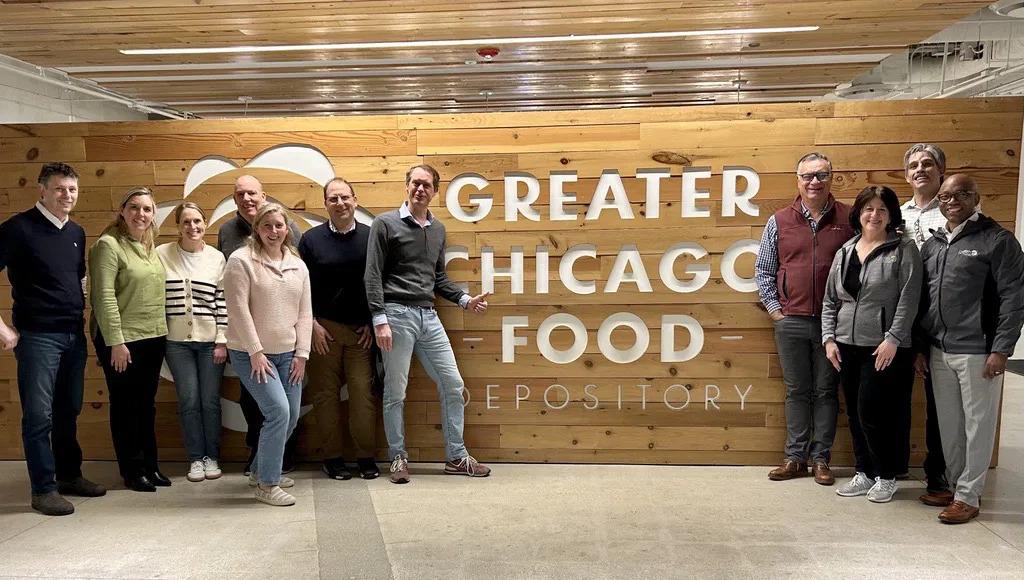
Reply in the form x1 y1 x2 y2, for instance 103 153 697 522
835 472 874 497
186 461 203 483
249 473 294 488
867 477 898 503
254 485 295 507
187 460 205 482
203 457 222 480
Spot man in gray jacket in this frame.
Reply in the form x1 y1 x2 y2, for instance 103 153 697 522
365 164 492 484
916 173 1024 524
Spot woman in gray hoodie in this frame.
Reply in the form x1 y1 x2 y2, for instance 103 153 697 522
821 186 922 503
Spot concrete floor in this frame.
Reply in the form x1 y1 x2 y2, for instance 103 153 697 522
1 375 1023 579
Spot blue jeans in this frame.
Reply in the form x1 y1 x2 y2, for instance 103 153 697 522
229 350 301 486
381 303 467 462
165 341 225 461
15 330 87 494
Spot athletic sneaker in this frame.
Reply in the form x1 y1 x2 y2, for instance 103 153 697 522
390 456 410 484
203 457 222 480
249 473 294 488
835 472 874 497
444 455 491 477
867 477 898 503
255 485 295 507
187 460 205 482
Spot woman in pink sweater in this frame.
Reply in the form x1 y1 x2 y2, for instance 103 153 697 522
224 203 312 507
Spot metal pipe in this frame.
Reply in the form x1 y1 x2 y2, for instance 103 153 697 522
0 54 187 120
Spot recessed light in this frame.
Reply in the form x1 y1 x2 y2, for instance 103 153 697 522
119 26 819 55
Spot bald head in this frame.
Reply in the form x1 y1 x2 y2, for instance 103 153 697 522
234 174 267 222
937 173 979 228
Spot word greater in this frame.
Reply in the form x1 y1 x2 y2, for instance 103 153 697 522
445 167 761 222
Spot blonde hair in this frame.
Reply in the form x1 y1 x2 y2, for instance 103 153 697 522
174 201 207 224
101 186 158 252
246 203 298 258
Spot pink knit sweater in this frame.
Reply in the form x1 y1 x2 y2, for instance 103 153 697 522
224 246 313 358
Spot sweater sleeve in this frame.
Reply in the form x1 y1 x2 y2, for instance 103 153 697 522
214 252 228 345
89 237 126 345
223 253 264 355
294 264 313 359
364 218 389 323
885 241 922 346
820 249 843 344
433 232 469 305
990 229 1024 355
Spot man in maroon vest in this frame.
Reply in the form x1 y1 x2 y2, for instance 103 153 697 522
755 152 855 485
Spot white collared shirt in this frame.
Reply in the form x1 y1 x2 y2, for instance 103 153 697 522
327 219 357 234
900 196 945 248
399 201 432 227
938 211 980 242
35 201 68 229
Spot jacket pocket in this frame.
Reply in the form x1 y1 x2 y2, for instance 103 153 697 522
781 271 789 300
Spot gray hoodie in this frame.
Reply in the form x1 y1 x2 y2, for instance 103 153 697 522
822 233 922 347
916 214 1024 356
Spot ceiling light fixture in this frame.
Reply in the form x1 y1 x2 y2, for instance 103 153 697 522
119 26 819 55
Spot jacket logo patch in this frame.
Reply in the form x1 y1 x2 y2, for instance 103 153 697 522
958 249 979 257
885 254 898 263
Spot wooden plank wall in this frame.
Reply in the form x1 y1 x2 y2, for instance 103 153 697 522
0 98 1020 465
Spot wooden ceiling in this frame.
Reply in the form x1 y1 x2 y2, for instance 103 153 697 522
0 0 996 117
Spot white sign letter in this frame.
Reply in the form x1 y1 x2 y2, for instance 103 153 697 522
661 315 705 363
722 166 760 217
446 173 493 222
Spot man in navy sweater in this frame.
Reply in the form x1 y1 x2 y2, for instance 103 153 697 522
298 177 379 481
0 162 106 515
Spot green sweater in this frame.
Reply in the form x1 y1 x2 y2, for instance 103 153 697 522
89 233 167 345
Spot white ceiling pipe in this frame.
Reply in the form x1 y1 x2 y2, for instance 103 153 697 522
0 54 187 120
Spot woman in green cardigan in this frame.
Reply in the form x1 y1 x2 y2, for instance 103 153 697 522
89 187 168 493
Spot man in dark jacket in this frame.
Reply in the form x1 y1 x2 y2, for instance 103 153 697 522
755 152 855 485
916 173 1024 524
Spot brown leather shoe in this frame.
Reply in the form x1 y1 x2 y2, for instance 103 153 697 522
768 460 808 481
919 489 954 507
812 462 835 486
938 500 979 524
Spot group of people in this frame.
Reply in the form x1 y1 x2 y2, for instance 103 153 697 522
3 147 1022 525
0 162 491 516
756 144 1024 525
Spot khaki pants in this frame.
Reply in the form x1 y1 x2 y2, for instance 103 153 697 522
303 319 377 459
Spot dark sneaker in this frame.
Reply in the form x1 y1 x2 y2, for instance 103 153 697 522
322 457 353 480
390 457 411 484
444 455 491 477
57 476 106 497
357 458 380 480
31 491 74 516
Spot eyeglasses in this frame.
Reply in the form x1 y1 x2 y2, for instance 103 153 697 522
325 195 354 205
936 190 976 203
798 171 832 182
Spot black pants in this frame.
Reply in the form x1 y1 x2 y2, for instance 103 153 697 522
94 331 167 479
838 343 913 480
239 379 298 462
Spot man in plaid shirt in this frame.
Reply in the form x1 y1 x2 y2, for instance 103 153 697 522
900 143 952 506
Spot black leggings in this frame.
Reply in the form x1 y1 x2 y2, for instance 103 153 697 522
94 331 167 479
838 343 913 480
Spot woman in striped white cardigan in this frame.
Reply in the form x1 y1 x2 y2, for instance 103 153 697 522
156 202 228 483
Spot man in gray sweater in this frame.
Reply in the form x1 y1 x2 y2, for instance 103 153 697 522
916 173 1024 524
364 164 492 484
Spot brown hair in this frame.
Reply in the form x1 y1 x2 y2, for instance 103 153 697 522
405 164 441 190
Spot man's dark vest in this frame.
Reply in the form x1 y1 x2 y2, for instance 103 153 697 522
775 195 854 316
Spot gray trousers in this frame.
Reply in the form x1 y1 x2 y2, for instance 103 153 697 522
774 316 839 463
929 347 1003 508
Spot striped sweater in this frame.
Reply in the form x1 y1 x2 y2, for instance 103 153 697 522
156 242 227 343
